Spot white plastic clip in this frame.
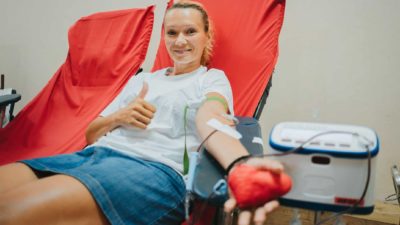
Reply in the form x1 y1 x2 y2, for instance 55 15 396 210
252 137 264 146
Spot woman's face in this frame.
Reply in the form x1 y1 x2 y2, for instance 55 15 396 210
164 8 208 67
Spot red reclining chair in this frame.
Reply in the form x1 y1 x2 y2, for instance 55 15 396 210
0 6 155 162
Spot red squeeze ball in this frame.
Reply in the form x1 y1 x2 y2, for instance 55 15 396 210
227 164 292 209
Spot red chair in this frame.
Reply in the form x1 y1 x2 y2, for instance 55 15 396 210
0 6 155 163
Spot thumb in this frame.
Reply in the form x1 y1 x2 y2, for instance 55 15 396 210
137 81 148 99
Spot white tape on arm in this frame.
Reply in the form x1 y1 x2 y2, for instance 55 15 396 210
206 118 242 139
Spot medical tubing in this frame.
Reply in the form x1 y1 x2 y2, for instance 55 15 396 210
196 129 218 152
185 152 199 221
185 130 218 225
225 131 361 175
263 130 361 157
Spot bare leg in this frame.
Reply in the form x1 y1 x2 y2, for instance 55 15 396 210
0 163 39 193
0 174 110 225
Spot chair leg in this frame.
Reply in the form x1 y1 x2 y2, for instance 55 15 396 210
0 106 5 128
212 206 237 225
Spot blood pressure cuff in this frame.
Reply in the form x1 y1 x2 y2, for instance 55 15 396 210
192 116 264 205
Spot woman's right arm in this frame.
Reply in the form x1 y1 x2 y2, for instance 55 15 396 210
85 82 156 145
85 114 121 145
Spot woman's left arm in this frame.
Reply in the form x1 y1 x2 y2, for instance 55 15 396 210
195 92 283 225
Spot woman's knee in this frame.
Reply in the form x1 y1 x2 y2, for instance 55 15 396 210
0 163 38 193
0 176 108 225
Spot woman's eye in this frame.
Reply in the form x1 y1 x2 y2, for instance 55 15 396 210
186 28 197 35
167 30 177 36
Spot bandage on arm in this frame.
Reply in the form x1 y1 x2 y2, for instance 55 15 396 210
195 92 248 169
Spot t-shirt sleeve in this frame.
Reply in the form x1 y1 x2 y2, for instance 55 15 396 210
100 73 146 117
201 69 234 115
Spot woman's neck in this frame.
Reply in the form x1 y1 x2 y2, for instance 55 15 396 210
169 62 202 76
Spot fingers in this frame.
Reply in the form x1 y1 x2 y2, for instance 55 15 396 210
131 110 151 126
238 210 252 225
126 103 156 129
235 201 279 225
253 207 267 225
263 200 279 213
244 157 284 174
131 82 156 113
253 200 279 225
224 197 279 225
138 81 149 99
120 82 156 129
129 117 147 129
141 100 157 113
224 198 237 213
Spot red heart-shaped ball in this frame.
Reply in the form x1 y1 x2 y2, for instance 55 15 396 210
228 164 292 209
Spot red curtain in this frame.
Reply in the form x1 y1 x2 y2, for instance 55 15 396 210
152 0 286 117
0 7 154 164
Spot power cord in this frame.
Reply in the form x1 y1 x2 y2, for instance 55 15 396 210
385 193 400 202
314 139 371 225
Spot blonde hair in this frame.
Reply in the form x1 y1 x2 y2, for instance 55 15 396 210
166 1 214 66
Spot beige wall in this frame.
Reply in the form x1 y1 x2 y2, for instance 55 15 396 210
0 0 167 110
260 0 400 201
1 0 399 202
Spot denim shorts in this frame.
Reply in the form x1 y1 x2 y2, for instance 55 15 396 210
21 146 186 225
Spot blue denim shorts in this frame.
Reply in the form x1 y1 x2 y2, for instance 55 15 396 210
21 146 186 225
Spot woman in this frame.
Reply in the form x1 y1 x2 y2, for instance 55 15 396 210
0 1 283 225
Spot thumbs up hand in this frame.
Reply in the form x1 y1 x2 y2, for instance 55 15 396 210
114 82 156 129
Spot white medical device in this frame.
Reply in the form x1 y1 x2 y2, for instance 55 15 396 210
268 122 379 214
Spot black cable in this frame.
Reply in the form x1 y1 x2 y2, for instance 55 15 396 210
263 130 361 157
196 129 218 152
186 129 219 225
314 143 371 225
385 193 400 202
224 131 361 168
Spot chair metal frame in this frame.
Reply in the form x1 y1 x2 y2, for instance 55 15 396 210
0 74 21 127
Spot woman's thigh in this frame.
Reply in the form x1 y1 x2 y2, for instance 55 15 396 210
0 174 109 225
0 162 38 193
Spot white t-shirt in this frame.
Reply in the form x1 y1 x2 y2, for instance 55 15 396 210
90 66 234 173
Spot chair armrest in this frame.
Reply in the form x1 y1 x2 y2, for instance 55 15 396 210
0 94 21 107
191 117 264 205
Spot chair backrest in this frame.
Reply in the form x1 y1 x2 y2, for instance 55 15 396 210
0 7 154 164
152 0 286 117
